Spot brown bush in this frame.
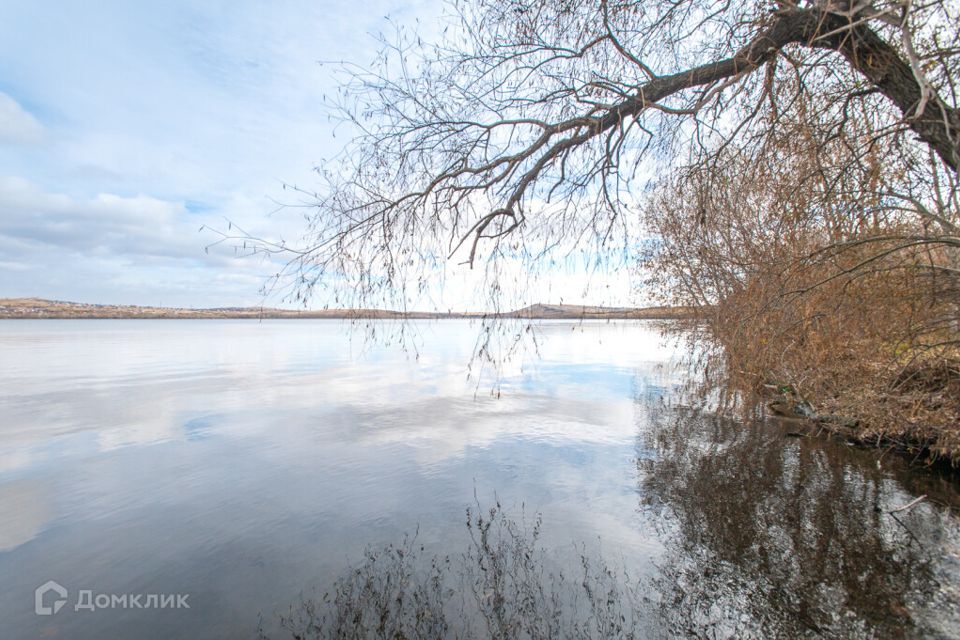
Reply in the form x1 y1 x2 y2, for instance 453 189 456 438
644 110 960 462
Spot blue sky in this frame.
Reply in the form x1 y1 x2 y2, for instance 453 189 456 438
0 1 635 310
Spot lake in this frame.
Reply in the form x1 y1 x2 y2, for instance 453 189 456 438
1 319 958 638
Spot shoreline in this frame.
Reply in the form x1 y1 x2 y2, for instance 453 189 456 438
0 298 694 321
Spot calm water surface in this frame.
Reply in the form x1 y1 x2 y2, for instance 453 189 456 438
0 320 958 638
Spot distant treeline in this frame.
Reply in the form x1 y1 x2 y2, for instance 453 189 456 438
0 298 694 321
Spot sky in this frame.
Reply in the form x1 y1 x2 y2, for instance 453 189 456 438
0 1 635 310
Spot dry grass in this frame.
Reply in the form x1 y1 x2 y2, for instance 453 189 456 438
644 109 960 464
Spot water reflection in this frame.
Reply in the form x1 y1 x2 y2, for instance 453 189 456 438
639 408 960 638
0 480 53 552
0 320 956 639
262 407 960 639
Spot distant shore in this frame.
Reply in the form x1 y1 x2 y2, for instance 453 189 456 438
0 298 694 321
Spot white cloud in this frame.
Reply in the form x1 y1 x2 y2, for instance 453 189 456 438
0 176 292 307
0 2 636 309
0 1 440 307
0 92 44 144
0 176 188 257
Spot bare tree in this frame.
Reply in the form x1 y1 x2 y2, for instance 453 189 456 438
212 0 959 310
210 0 960 449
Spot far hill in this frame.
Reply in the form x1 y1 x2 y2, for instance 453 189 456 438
0 298 693 320
504 303 689 319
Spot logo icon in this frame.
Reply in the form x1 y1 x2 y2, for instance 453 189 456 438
35 581 68 616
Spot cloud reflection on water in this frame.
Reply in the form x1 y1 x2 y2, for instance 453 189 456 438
0 319 955 639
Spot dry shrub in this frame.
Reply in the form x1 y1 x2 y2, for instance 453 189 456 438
645 111 960 462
